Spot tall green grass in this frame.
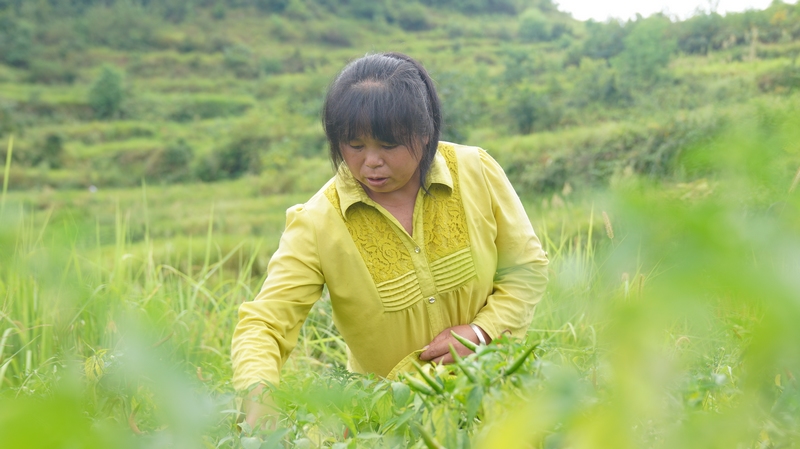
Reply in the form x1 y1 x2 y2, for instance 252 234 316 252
1 108 800 448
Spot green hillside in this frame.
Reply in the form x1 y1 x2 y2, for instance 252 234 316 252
1 0 798 193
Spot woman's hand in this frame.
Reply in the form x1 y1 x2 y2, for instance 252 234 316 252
241 385 278 432
419 324 490 364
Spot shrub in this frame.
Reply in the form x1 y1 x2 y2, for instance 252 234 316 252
582 19 628 61
498 47 546 86
573 58 629 106
145 139 194 183
349 0 385 20
436 70 487 142
757 64 800 93
33 133 65 169
79 3 160 50
518 8 552 42
168 96 253 122
25 59 78 84
88 66 125 120
508 87 563 134
223 43 260 78
0 100 18 138
612 16 676 85
155 0 192 23
269 15 301 42
395 3 432 32
0 16 34 67
261 57 283 75
422 0 521 15
255 0 290 13
316 25 353 47
676 12 724 55
211 2 226 19
284 0 312 20
197 137 266 182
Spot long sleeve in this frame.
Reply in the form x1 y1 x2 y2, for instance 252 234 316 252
230 205 325 391
471 148 549 339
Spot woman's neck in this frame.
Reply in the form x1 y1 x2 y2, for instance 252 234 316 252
363 177 421 236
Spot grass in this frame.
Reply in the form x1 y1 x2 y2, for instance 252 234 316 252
2 113 800 448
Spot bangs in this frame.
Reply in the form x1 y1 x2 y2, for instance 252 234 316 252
327 80 431 150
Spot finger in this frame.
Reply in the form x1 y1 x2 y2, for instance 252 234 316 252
421 333 455 360
432 353 454 365
420 344 448 361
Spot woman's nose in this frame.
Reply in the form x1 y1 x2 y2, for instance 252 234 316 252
364 149 383 168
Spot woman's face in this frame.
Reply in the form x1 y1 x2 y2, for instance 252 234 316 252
341 135 421 199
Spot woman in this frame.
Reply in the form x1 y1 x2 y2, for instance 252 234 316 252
231 52 548 426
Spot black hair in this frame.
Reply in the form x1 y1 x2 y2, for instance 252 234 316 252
322 52 442 190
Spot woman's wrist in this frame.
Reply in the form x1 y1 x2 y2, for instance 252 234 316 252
469 323 488 346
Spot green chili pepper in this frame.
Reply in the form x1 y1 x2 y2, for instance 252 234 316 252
413 361 444 394
450 329 479 352
449 344 478 383
504 343 538 377
406 376 435 396
413 423 446 449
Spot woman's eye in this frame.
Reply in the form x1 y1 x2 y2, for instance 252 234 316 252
381 144 398 150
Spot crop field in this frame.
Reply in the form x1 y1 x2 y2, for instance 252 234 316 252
3 107 800 448
2 1 800 447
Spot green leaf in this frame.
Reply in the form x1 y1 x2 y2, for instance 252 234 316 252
293 438 313 449
392 382 411 408
466 386 483 422
261 428 291 448
369 389 387 409
239 436 262 449
356 432 382 440
384 408 415 431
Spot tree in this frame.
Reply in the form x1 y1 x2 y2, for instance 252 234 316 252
38 133 65 169
255 0 289 13
582 19 628 61
677 12 724 55
88 65 124 119
145 139 194 183
613 16 676 85
395 3 431 31
0 16 33 67
518 8 552 42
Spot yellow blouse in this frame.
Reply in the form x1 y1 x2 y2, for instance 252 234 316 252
231 142 549 391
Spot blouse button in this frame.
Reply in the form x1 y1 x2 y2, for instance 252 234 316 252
414 246 421 253
428 297 436 304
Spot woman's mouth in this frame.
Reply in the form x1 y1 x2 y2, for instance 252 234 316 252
365 177 388 187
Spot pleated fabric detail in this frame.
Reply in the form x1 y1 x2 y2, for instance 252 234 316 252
376 270 422 312
430 247 476 292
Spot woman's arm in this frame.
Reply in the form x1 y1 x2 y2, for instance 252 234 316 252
420 147 548 364
231 204 325 400
471 147 549 339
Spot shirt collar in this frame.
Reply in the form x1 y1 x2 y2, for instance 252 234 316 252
335 149 453 218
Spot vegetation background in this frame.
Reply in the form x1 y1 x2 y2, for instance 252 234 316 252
1 0 799 447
